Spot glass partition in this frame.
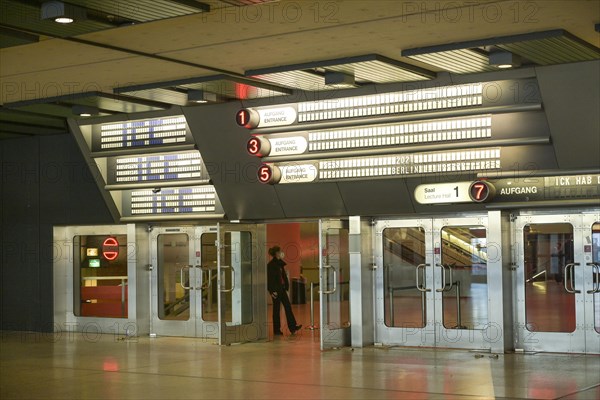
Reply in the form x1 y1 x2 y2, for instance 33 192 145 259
440 226 488 330
593 223 600 334
523 223 575 332
157 234 190 321
73 235 128 318
383 227 427 328
201 232 218 322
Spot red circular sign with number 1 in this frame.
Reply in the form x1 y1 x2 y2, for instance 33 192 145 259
102 237 119 261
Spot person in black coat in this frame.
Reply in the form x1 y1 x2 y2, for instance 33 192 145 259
267 246 302 336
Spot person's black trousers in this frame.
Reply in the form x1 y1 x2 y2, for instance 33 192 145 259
272 290 297 333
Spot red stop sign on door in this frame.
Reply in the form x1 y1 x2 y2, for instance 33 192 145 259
102 237 119 261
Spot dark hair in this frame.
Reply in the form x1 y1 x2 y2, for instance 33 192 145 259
268 246 281 257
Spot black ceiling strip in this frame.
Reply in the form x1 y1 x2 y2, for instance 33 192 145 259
0 120 66 130
0 129 37 137
104 93 172 109
0 106 67 120
165 0 210 12
0 25 39 42
54 101 119 115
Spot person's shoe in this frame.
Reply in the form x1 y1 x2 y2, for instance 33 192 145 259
291 325 302 334
274 331 283 336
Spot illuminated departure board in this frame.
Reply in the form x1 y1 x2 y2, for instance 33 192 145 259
107 151 208 186
92 116 193 152
238 83 484 129
297 83 483 123
260 148 501 184
127 186 219 215
248 114 492 158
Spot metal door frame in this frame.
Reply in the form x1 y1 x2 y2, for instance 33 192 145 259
432 216 491 350
319 219 352 350
582 213 600 354
513 213 588 353
218 223 268 345
374 215 493 350
374 218 435 347
149 226 219 338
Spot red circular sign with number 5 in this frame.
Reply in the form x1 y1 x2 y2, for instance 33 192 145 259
257 164 281 184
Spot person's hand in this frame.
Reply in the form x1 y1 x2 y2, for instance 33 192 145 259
270 292 278 299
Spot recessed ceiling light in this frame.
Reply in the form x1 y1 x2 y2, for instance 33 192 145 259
72 105 99 117
54 16 73 23
41 1 86 24
324 71 356 88
488 50 521 69
187 89 217 104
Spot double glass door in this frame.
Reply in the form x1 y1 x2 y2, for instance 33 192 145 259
514 213 600 354
375 216 492 350
150 224 265 344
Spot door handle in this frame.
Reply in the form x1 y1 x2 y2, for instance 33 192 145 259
587 262 600 294
436 263 453 292
415 263 431 292
320 265 336 294
563 263 581 294
219 265 235 293
179 266 192 290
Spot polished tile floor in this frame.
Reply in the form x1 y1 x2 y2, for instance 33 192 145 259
1 329 599 400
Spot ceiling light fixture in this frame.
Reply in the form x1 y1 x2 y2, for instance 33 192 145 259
41 1 86 24
187 90 217 104
488 50 521 69
324 71 356 88
72 105 99 117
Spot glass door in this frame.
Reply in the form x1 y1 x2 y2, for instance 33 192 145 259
432 217 490 349
375 219 435 347
514 213 592 353
582 214 600 354
150 226 219 338
217 223 266 345
375 216 492 350
319 219 351 350
150 227 197 337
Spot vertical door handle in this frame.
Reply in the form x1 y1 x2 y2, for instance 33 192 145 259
587 262 600 294
219 266 235 293
415 263 431 292
179 266 192 290
320 265 336 294
436 264 453 292
563 263 581 294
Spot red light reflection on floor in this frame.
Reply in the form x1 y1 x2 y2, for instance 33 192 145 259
103 358 119 372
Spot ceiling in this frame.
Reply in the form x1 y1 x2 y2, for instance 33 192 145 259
0 0 598 139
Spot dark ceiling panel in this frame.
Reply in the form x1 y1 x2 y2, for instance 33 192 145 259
115 74 292 104
402 29 599 74
0 109 66 129
246 54 435 91
4 91 170 119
